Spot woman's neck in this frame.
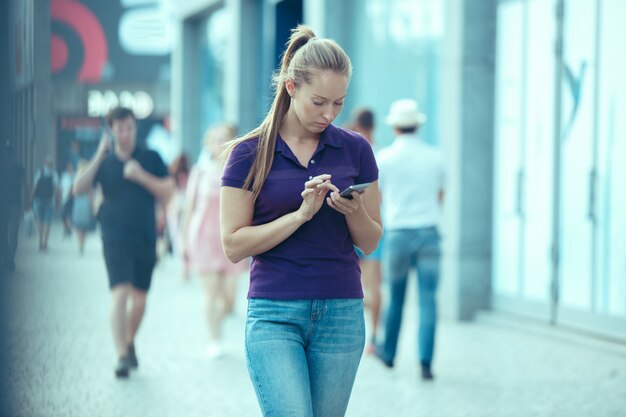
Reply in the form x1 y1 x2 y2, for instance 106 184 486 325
280 109 319 143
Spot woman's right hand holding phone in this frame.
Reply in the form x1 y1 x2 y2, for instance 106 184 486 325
298 174 337 222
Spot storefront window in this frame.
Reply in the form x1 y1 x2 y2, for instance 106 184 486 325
199 7 229 138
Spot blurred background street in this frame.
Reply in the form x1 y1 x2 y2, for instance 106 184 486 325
1 225 625 417
1 0 626 416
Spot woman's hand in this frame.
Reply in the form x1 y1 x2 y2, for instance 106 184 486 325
326 189 365 216
297 174 337 222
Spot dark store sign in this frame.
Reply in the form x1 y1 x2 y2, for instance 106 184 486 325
56 115 102 171
56 115 168 170
87 89 154 119
51 0 172 83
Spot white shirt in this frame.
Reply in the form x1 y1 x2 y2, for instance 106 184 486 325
377 134 445 230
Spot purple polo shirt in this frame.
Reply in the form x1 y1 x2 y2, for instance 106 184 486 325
222 124 378 299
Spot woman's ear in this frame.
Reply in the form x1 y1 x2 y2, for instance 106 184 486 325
285 78 296 97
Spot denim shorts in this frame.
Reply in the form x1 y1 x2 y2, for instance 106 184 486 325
245 298 365 417
33 198 54 224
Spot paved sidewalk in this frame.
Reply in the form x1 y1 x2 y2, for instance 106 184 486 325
1 224 625 417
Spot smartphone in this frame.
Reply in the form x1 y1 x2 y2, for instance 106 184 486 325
339 182 371 199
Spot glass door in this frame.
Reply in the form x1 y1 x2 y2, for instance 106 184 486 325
558 0 597 313
492 0 626 340
493 1 525 303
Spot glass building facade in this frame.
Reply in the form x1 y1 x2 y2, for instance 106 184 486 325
173 0 625 340
493 0 626 338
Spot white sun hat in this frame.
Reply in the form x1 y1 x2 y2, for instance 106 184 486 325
385 98 427 128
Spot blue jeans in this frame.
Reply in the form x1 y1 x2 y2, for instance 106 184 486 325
380 227 441 366
245 298 365 417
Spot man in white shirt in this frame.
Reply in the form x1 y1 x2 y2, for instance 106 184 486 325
374 99 445 381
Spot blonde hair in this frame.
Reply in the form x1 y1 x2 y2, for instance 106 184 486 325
223 25 352 199
205 123 237 149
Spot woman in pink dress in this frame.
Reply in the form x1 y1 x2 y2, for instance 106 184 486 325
182 123 247 358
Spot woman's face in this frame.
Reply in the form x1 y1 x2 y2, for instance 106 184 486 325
288 70 348 133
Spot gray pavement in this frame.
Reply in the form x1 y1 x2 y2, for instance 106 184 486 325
2 223 626 417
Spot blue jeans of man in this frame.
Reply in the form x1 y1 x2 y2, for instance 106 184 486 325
380 227 441 366
245 298 365 417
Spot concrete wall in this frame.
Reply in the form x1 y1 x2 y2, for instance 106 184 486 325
0 1 9 146
33 0 55 172
440 0 497 320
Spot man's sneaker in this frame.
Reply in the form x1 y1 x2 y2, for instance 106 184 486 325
126 344 138 369
115 356 132 378
421 363 434 381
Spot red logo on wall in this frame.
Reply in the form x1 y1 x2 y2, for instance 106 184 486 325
50 0 108 83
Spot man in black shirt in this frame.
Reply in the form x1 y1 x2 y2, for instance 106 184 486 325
73 107 174 378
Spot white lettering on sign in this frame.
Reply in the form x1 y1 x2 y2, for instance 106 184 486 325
87 90 154 119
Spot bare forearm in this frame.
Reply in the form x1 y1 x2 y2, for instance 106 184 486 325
73 155 104 194
223 211 306 263
347 209 383 255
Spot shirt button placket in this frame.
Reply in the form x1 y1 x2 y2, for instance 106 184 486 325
309 160 316 180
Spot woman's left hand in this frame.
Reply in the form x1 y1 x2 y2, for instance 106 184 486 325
326 190 365 216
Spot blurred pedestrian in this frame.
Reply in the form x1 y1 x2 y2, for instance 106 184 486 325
348 107 383 355
68 140 81 170
31 155 59 252
0 143 28 272
60 161 75 238
166 153 190 278
71 159 96 255
73 106 175 378
374 99 445 381
182 123 246 358
220 25 382 416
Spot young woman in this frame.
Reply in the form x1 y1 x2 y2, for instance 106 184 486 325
220 25 382 416
182 123 246 358
71 159 96 254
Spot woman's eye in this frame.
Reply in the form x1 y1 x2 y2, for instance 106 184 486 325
313 101 324 106
335 102 344 106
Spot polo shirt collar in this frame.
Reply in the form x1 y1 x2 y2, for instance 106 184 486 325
275 124 343 155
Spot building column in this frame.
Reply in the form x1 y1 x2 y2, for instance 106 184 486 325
440 0 497 320
33 0 54 171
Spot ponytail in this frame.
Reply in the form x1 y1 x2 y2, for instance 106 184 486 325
223 24 351 200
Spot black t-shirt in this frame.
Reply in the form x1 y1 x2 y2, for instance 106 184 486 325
95 148 169 244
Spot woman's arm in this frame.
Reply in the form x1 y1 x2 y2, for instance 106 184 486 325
327 180 383 255
220 174 336 263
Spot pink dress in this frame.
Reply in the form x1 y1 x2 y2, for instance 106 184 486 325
185 159 247 275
